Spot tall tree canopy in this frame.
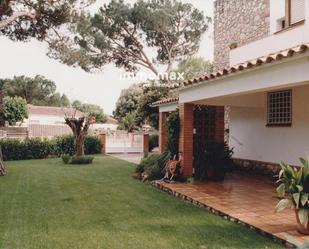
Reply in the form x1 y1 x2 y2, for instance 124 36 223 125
72 100 107 124
2 96 28 126
113 84 143 122
1 75 70 107
174 57 213 80
0 0 93 41
48 0 210 76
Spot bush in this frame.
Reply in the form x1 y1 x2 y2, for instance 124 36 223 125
53 135 75 156
53 135 102 157
149 134 159 152
61 154 71 164
0 135 102 161
166 111 179 158
0 138 52 161
70 156 94 164
135 153 171 181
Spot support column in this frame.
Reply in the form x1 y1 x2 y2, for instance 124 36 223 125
214 106 225 144
159 112 168 153
179 103 194 178
99 133 106 154
143 134 149 154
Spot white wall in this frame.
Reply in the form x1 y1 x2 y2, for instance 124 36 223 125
230 0 309 65
26 115 66 125
270 0 286 34
229 84 309 166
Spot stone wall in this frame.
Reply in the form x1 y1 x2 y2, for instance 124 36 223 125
213 0 270 71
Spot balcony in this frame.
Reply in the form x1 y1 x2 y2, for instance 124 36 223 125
230 23 308 66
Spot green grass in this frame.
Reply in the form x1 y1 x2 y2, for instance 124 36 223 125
0 155 283 249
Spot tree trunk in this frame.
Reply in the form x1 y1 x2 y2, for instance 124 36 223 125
0 147 5 176
0 161 5 176
75 133 85 157
65 116 90 157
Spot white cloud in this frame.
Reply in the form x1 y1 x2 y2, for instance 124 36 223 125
0 0 213 114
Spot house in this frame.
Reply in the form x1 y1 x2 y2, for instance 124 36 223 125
25 104 84 125
154 0 309 178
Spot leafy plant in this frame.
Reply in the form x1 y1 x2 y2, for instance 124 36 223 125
149 134 159 152
275 158 309 228
135 152 171 181
166 110 180 158
201 142 234 181
0 138 52 161
70 156 94 165
61 155 71 164
2 96 28 125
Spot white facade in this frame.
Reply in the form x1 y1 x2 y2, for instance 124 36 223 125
229 84 309 166
230 0 309 65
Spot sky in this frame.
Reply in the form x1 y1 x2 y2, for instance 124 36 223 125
0 0 214 115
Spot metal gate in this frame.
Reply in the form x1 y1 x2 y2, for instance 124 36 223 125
106 132 144 154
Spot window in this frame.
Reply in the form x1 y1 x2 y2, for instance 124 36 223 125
267 90 292 126
288 0 305 25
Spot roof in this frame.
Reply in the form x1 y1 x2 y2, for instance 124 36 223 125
106 116 118 125
152 97 179 107
171 43 309 90
28 105 84 117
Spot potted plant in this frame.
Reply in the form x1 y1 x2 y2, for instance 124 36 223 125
204 142 234 181
275 158 309 234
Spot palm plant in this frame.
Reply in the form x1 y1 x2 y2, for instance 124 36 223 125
275 157 309 233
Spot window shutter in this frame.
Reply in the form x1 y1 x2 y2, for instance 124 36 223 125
290 0 305 24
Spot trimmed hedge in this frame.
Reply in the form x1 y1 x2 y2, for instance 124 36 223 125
0 138 52 161
0 135 102 161
54 135 102 156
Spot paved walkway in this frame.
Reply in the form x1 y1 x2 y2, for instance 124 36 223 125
109 153 143 164
153 172 309 248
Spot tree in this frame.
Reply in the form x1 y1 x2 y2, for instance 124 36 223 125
65 115 91 157
136 84 169 129
2 96 28 126
0 0 93 41
48 0 210 77
174 57 213 80
113 84 143 122
72 101 107 123
1 75 70 107
119 112 137 133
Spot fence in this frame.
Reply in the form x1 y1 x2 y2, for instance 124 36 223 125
105 132 144 154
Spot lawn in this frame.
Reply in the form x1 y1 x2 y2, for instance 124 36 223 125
0 155 282 249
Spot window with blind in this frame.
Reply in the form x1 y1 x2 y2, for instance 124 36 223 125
267 90 292 126
289 0 305 25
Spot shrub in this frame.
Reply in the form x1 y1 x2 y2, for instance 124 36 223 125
0 138 51 161
61 154 71 164
149 134 159 152
53 135 101 157
84 136 102 155
53 135 75 156
166 111 179 158
135 152 171 181
70 156 94 164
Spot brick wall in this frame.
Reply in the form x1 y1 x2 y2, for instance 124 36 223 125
213 0 270 71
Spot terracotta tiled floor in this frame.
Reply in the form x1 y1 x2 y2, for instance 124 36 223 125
156 172 309 247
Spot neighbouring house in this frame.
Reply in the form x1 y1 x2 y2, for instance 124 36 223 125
25 104 84 126
23 105 118 138
154 0 309 177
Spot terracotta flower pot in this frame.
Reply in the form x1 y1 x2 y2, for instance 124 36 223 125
295 209 309 235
